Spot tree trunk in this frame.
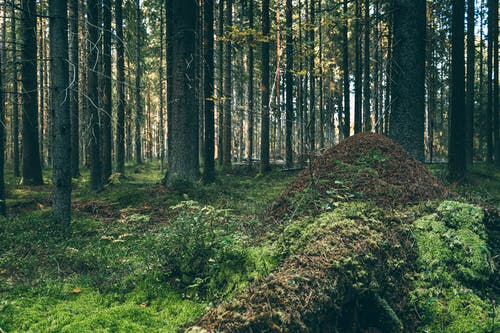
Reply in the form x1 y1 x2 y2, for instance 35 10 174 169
50 0 72 233
102 0 112 180
492 0 499 165
217 0 224 166
222 0 232 169
0 9 6 215
342 0 350 138
260 0 271 173
69 0 79 178
486 0 493 162
308 0 316 150
87 0 102 190
159 1 165 171
448 0 466 180
389 0 426 162
247 0 254 164
21 0 43 185
116 0 125 174
363 0 371 132
354 0 362 134
11 2 19 177
203 0 215 182
285 0 293 168
465 0 475 165
166 0 199 182
135 0 143 164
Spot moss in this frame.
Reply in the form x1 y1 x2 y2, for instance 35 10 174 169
412 201 498 332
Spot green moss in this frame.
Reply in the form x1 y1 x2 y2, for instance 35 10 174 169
412 201 498 332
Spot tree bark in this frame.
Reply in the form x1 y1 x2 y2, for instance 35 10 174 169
342 0 350 138
203 0 215 182
465 0 475 165
285 0 294 168
363 0 371 132
448 0 466 180
115 0 125 174
87 0 102 190
354 0 362 134
247 0 254 164
135 0 143 164
102 0 112 180
0 10 6 215
50 0 72 233
11 2 19 177
21 0 43 185
166 0 199 182
222 0 232 169
389 0 426 162
260 0 271 173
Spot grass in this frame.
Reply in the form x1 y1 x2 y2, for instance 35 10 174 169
0 160 498 332
0 162 297 332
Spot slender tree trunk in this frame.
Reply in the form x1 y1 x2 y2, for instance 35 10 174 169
492 0 500 165
69 0 80 178
285 0 294 168
102 0 112 179
222 0 232 169
448 0 466 180
465 0 475 165
342 0 350 138
21 0 43 185
0 9 6 215
166 0 199 182
217 0 224 166
166 0 173 168
88 0 102 190
11 2 19 177
247 0 254 164
354 0 362 134
390 0 426 161
384 0 393 135
260 0 271 173
135 0 143 164
159 1 165 171
116 0 125 174
50 0 72 233
486 0 493 162
308 0 316 150
363 0 371 131
318 0 324 149
203 0 215 182
374 0 381 134
38 14 45 167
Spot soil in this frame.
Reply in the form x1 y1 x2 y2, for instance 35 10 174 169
267 132 448 222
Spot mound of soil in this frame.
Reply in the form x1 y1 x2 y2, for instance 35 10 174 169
268 133 448 221
185 207 417 332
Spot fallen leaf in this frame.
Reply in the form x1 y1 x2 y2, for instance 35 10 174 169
71 288 81 294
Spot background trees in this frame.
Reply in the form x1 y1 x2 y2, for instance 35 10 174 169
0 0 497 221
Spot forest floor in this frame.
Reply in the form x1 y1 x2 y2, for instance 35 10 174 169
0 152 499 332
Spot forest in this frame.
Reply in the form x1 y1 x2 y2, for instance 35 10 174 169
0 0 499 331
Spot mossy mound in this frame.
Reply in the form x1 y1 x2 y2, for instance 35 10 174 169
186 203 417 332
412 201 498 332
267 133 448 221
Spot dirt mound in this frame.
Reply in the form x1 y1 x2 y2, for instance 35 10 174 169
268 132 448 221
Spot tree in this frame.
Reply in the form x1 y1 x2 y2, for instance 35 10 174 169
354 0 362 134
21 0 43 185
308 0 316 150
102 0 112 180
203 0 215 182
222 0 232 170
0 12 5 216
50 0 71 232
116 0 125 174
247 0 254 165
363 0 371 131
135 0 143 164
69 0 79 178
465 0 475 165
88 0 103 190
285 0 293 168
342 0 350 138
448 0 466 180
11 2 19 177
217 0 224 166
166 0 199 182
389 0 426 162
260 0 271 173
491 0 499 165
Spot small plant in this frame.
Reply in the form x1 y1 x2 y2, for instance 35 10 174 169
154 201 272 300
